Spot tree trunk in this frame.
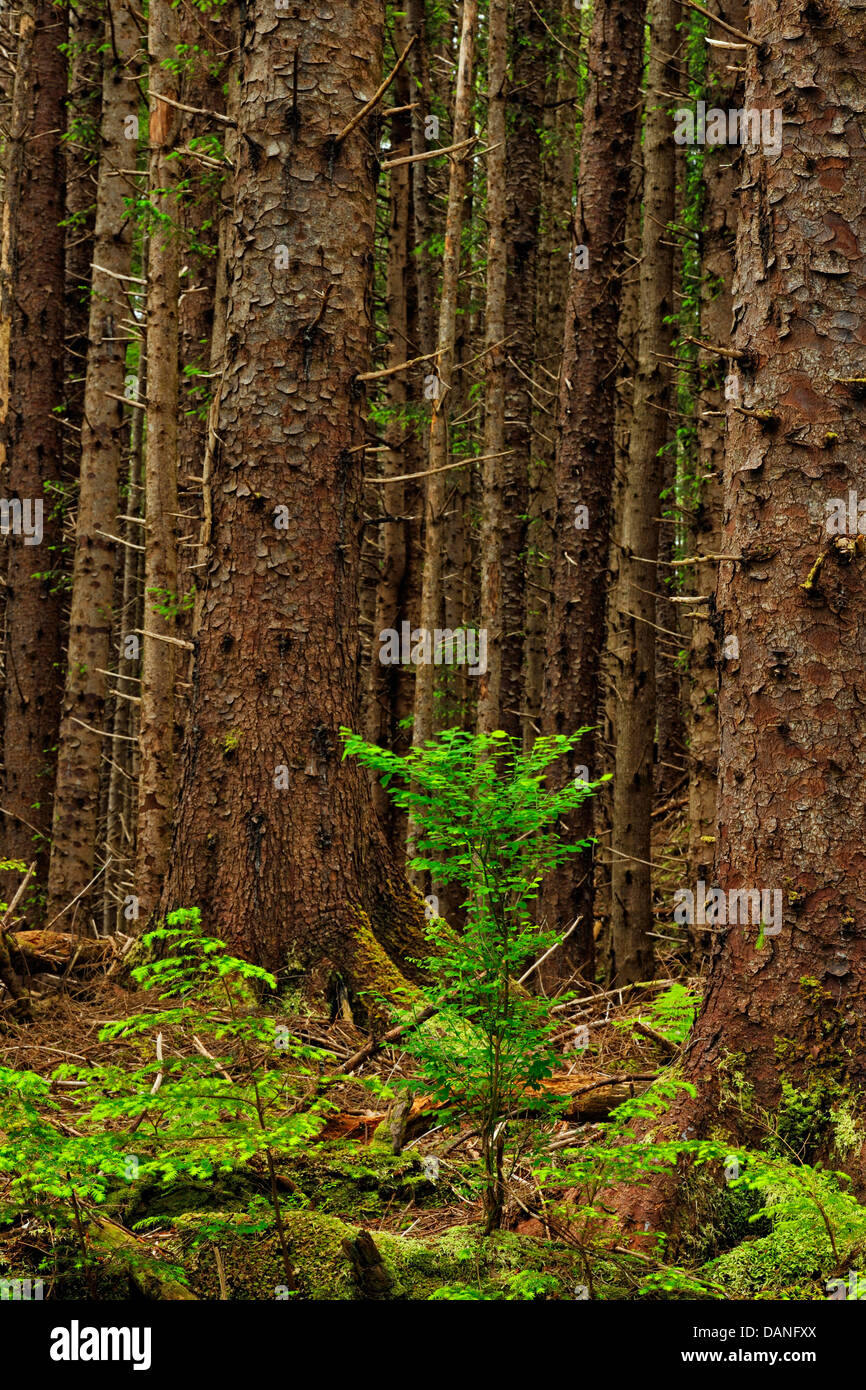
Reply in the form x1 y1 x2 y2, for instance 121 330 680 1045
686 0 745 895
160 0 427 1015
477 0 507 735
409 0 478 864
64 0 101 449
524 0 577 751
609 0 678 984
615 0 866 1239
538 0 646 973
0 0 68 904
175 1 236 727
136 0 180 916
48 0 141 920
366 19 413 842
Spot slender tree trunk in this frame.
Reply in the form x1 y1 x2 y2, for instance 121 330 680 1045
406 0 436 360
687 0 745 893
609 0 677 986
160 0 427 1013
367 20 413 839
64 0 101 449
615 0 866 1239
598 112 644 935
136 0 180 916
103 352 146 935
499 0 545 740
477 0 507 735
48 0 141 919
538 0 646 972
0 0 68 904
409 0 478 861
174 0 236 722
524 0 575 750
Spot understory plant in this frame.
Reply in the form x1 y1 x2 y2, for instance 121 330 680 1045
341 726 606 1232
0 908 334 1289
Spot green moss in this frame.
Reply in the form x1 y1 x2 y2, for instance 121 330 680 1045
703 1225 831 1299
346 906 419 1018
166 1209 587 1301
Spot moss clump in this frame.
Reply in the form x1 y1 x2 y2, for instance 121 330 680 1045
283 1147 442 1223
166 1210 588 1301
702 1225 831 1300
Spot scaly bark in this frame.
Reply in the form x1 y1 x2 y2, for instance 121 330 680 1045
160 0 427 1013
614 0 866 1239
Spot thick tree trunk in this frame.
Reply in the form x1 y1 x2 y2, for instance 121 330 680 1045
538 0 646 972
160 0 427 1014
0 0 68 903
614 0 866 1239
136 0 180 916
609 0 678 985
48 0 141 920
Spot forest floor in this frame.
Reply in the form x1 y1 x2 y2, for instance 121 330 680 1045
0 803 848 1301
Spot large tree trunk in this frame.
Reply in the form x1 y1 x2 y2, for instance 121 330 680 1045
609 0 677 985
160 0 427 1015
0 0 68 904
136 0 180 916
47 0 141 920
538 0 646 973
614 0 866 1239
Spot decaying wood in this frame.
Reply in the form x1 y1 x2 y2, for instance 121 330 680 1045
5 930 116 974
341 1229 395 1299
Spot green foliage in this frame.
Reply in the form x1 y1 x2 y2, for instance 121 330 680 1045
641 982 700 1046
341 726 606 1231
146 585 195 622
0 909 334 1287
